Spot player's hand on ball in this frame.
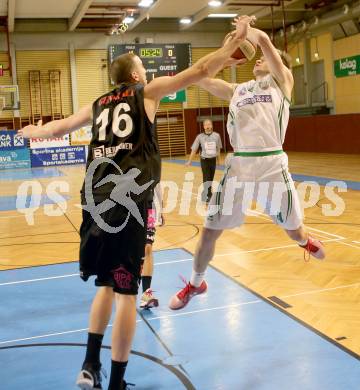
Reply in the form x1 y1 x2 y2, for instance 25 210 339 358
223 16 257 61
232 15 256 41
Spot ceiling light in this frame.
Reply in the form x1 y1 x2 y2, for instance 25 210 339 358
180 17 192 24
123 16 135 24
138 0 154 7
208 13 237 18
208 0 222 6
295 43 300 64
314 36 319 60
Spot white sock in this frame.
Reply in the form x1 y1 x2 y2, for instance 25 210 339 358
190 270 205 288
298 238 308 246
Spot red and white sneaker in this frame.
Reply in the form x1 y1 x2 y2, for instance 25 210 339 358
140 289 159 309
299 236 325 261
169 278 208 310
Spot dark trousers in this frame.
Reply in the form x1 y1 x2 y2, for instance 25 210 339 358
200 157 217 202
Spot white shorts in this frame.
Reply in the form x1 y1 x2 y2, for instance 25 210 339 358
205 152 303 231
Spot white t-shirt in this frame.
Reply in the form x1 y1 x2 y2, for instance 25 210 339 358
228 74 290 152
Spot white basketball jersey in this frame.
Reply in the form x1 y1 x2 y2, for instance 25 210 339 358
228 74 290 152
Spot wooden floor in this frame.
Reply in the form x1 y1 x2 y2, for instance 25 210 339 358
1 152 360 355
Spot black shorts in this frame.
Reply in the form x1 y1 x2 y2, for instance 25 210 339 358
79 201 147 295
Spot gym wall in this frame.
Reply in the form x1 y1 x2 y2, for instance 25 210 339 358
0 52 13 120
333 34 360 114
288 31 360 115
288 33 334 106
16 50 73 118
75 49 111 108
310 33 334 103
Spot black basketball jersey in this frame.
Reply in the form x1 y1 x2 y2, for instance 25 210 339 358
81 83 161 204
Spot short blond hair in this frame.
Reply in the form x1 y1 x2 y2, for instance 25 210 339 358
110 52 136 84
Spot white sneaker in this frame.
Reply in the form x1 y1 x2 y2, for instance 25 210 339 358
76 363 104 390
140 289 159 309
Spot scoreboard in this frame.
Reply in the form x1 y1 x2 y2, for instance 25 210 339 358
109 43 191 80
108 43 191 102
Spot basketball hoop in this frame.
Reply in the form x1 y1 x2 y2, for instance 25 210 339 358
0 85 20 112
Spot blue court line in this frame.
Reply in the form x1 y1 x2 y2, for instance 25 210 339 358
0 194 70 212
290 174 358 190
0 167 64 181
165 158 360 190
1 248 359 389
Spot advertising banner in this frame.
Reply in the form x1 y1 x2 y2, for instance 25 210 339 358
334 55 360 78
0 148 31 169
71 126 92 145
30 134 70 149
30 145 86 167
0 130 26 150
161 89 186 103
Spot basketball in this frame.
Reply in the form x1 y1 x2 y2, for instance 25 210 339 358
223 31 257 61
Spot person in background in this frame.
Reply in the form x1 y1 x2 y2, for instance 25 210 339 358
186 119 222 203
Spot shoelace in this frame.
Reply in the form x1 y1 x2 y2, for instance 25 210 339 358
303 240 311 262
302 237 323 262
177 275 192 300
145 289 155 297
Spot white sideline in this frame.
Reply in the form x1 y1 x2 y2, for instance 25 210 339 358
0 300 263 346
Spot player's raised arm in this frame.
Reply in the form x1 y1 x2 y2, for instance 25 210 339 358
194 15 257 101
195 77 236 101
244 24 293 98
144 15 256 103
17 104 92 139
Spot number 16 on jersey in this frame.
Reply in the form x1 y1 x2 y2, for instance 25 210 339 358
96 103 134 141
